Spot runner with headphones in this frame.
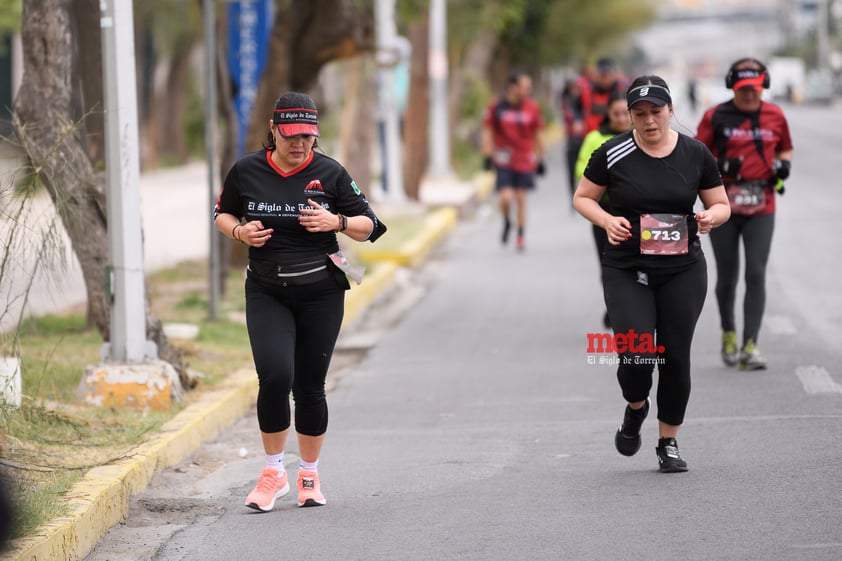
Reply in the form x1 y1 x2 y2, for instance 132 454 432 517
695 58 793 370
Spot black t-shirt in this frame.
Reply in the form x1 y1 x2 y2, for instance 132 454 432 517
214 149 383 263
583 131 722 270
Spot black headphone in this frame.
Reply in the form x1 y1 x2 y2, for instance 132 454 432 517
725 58 770 89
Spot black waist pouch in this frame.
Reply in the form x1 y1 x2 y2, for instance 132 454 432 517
248 257 330 286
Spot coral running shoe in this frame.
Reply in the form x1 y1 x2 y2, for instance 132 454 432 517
245 467 289 512
297 469 326 507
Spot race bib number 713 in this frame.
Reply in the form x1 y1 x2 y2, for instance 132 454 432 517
640 213 689 255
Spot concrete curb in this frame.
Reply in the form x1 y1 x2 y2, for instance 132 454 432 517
3 198 461 561
356 206 458 268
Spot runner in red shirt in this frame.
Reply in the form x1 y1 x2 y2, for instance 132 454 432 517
695 57 793 370
481 72 545 251
580 57 631 133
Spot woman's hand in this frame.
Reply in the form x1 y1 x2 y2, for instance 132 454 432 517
603 215 632 246
239 220 272 247
698 186 730 234
299 199 341 233
695 210 716 235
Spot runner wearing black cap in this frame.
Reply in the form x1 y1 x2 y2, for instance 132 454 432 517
214 91 386 511
696 57 793 371
580 57 631 134
574 75 730 472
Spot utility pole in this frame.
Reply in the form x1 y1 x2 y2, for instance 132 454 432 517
779 0 796 47
375 0 406 202
99 0 154 363
817 0 831 73
77 1 182 411
204 0 220 320
427 0 452 178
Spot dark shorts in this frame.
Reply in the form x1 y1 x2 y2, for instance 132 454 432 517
495 168 536 191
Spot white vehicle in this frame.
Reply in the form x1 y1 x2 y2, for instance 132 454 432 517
802 70 835 105
767 57 806 102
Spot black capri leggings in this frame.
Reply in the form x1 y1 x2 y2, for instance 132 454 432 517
708 212 774 346
245 274 345 436
602 258 707 426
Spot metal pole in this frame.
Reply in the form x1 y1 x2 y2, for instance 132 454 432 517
375 0 406 202
817 0 831 73
100 0 152 362
427 0 452 177
204 0 220 320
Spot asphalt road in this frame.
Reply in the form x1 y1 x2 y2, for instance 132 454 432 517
85 102 842 561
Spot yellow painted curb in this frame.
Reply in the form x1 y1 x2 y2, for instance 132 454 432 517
356 206 458 268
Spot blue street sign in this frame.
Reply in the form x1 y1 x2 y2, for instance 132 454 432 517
228 0 273 157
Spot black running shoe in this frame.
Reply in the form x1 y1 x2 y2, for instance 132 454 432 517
655 437 688 473
614 398 650 456
501 219 511 245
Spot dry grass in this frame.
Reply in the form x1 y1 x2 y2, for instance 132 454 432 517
0 261 252 539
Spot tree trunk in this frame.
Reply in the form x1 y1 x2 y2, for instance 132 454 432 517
13 0 187 384
70 0 105 167
337 56 374 194
14 0 110 336
154 41 195 163
245 0 374 153
402 14 430 201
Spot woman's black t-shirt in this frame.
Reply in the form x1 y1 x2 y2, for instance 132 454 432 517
214 149 383 263
583 131 722 270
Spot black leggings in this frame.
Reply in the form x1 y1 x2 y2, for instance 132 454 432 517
245 274 345 436
602 259 707 426
708 212 774 345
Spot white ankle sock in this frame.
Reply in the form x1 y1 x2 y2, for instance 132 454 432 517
299 458 319 472
265 451 285 471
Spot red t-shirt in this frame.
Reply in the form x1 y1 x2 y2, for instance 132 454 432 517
483 96 544 173
696 100 792 215
580 77 630 133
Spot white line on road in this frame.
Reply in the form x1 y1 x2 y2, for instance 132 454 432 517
795 365 842 395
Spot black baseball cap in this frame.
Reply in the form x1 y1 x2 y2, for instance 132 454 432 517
596 57 617 73
627 84 672 108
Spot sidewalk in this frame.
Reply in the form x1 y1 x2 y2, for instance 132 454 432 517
1 161 492 561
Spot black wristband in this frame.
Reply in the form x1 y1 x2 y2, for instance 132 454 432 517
774 159 791 180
